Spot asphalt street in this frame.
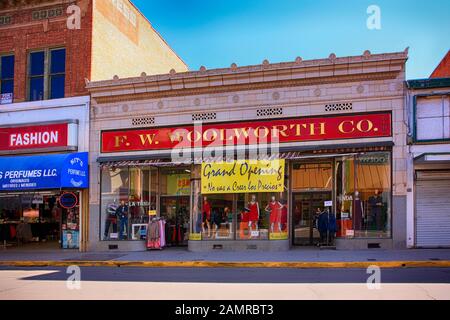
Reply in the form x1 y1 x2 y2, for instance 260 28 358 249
1 267 450 299
1 266 450 283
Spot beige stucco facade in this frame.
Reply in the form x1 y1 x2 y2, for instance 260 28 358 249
91 0 188 81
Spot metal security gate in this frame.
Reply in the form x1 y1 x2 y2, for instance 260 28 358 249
415 171 450 247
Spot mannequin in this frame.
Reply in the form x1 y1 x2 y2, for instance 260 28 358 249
247 195 260 238
104 198 118 239
117 200 129 240
266 195 283 233
369 189 383 231
202 196 211 238
353 191 364 231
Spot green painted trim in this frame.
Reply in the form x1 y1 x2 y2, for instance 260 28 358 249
407 78 450 89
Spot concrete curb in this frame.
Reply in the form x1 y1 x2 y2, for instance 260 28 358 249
1 260 450 268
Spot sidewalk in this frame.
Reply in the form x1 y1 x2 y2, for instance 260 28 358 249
1 247 450 268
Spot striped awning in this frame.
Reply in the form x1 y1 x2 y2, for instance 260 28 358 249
99 146 391 169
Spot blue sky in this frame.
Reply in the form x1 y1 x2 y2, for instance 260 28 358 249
133 0 450 79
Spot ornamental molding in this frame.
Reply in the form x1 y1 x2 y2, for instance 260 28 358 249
92 71 401 105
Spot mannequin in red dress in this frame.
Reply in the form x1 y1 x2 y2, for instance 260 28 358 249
266 196 283 233
202 196 211 238
247 195 260 237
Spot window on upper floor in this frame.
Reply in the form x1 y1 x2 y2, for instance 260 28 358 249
415 95 450 142
28 48 66 101
0 54 14 97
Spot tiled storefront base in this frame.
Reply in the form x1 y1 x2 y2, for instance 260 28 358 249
335 238 394 250
188 240 290 252
90 240 147 252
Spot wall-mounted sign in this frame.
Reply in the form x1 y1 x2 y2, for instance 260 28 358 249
324 201 333 207
0 93 13 105
101 112 392 153
0 152 89 191
21 194 44 204
148 210 157 216
189 233 202 241
358 154 389 164
62 230 79 249
60 192 78 209
0 122 78 155
166 174 190 195
201 160 285 194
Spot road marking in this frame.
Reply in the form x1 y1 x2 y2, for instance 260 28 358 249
0 270 449 300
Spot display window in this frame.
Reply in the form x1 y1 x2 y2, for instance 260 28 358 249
335 152 392 239
191 159 289 241
100 166 191 243
0 192 80 249
101 167 159 241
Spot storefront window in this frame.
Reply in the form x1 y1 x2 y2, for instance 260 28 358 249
236 192 288 240
0 193 79 249
336 152 391 238
101 167 129 240
159 168 191 246
101 167 160 241
198 194 234 240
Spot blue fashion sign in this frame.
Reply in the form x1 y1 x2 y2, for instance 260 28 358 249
0 152 89 191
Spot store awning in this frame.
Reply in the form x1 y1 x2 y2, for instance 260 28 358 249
414 153 450 163
0 152 89 191
99 144 391 169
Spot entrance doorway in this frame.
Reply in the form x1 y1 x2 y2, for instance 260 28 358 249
292 192 332 245
291 161 333 246
160 196 190 246
0 191 80 250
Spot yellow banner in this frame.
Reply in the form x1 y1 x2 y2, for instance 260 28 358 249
201 160 285 194
189 233 202 241
269 232 289 240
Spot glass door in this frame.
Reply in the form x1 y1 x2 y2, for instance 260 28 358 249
292 192 332 245
291 161 333 246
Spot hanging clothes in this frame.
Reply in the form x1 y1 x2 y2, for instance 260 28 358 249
159 220 166 248
146 219 166 250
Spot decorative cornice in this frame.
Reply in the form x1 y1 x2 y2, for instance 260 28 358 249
88 50 408 105
93 71 401 105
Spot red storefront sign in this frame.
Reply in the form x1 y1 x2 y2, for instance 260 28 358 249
101 112 392 153
0 123 73 154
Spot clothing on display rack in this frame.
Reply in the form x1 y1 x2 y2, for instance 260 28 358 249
16 222 33 243
104 201 118 239
146 218 166 250
353 191 364 231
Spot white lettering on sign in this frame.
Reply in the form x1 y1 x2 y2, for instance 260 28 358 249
111 0 137 27
10 131 59 147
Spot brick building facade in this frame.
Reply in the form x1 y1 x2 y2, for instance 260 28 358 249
430 50 450 78
0 0 187 103
0 0 187 252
